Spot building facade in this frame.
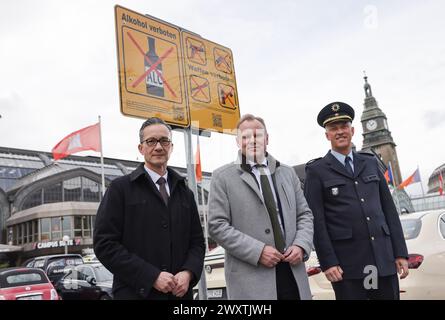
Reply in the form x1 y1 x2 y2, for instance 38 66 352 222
0 146 210 263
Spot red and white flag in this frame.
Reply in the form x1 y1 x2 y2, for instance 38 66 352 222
195 135 202 183
439 171 444 196
52 123 101 161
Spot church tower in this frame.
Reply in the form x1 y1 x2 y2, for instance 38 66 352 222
360 74 403 186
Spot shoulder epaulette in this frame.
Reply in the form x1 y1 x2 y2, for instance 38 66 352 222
357 150 375 158
305 157 322 168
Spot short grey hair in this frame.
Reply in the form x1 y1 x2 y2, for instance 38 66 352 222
139 117 172 142
236 114 267 132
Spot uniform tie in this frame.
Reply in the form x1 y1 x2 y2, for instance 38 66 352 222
345 156 354 176
156 177 169 206
256 165 286 253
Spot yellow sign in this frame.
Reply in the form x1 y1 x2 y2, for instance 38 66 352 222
115 6 189 127
182 31 240 133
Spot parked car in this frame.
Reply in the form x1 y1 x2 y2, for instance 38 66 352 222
82 254 99 263
199 246 226 299
196 246 324 300
55 263 113 300
22 254 84 285
308 209 445 299
0 267 59 300
399 209 445 299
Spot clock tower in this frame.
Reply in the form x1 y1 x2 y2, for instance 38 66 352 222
360 74 403 186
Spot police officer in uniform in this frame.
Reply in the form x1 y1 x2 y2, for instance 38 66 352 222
304 102 409 300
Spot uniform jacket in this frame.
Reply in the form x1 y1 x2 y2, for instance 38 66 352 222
208 153 314 300
304 151 408 279
93 163 205 299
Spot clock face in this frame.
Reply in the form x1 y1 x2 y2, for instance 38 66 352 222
366 119 377 130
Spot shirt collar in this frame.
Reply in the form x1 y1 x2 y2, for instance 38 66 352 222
330 149 353 166
144 166 168 184
248 158 268 169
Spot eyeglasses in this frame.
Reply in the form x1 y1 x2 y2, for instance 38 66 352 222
141 137 172 147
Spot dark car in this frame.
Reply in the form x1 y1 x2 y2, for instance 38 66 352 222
55 263 113 300
0 267 59 300
23 254 84 285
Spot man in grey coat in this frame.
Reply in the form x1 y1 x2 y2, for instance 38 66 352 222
208 114 314 300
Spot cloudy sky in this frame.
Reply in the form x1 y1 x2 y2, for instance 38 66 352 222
1 0 444 196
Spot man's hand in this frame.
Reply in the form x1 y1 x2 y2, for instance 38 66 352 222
396 257 409 279
153 271 177 293
324 265 344 282
283 245 304 265
259 245 285 268
172 271 192 298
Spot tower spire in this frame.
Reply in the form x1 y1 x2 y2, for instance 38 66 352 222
363 70 373 98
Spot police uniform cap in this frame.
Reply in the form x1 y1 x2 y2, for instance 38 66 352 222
317 102 355 127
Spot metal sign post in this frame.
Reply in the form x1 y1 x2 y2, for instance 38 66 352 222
183 127 208 300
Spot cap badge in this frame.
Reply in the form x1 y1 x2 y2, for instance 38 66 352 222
331 104 340 112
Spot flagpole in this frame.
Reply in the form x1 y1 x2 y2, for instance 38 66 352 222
389 161 401 214
196 134 209 253
98 116 106 196
417 165 427 210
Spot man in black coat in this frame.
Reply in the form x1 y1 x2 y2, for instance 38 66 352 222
94 117 205 300
304 102 409 300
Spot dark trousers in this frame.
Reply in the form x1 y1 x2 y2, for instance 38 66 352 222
332 274 400 300
276 262 300 300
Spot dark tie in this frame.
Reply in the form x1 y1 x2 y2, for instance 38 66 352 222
156 177 169 206
345 156 354 176
256 165 286 253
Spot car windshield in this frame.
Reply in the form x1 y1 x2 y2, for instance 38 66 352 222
1 272 47 288
47 257 84 268
94 266 113 282
401 219 422 240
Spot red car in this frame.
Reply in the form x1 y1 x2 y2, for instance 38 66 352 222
0 267 59 300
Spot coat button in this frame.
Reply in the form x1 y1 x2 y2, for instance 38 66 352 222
366 217 371 221
371 236 375 241
361 198 365 202
162 223 168 229
265 229 271 234
139 288 145 295
355 181 359 185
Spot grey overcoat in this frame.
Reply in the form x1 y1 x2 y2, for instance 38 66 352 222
208 154 314 300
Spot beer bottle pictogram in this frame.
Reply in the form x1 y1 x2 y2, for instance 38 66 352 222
145 36 164 97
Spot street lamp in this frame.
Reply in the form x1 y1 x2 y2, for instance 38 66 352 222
62 235 70 254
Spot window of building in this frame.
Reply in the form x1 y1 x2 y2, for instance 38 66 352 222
17 224 22 245
51 217 61 240
7 227 13 244
22 189 43 210
12 226 17 245
61 216 73 238
82 216 92 238
40 218 50 241
32 220 39 242
64 178 81 202
82 178 100 202
74 216 83 238
25 222 31 243
43 182 62 204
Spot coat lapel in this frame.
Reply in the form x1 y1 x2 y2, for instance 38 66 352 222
273 172 291 244
237 153 264 203
239 170 264 203
325 151 352 179
352 152 366 178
